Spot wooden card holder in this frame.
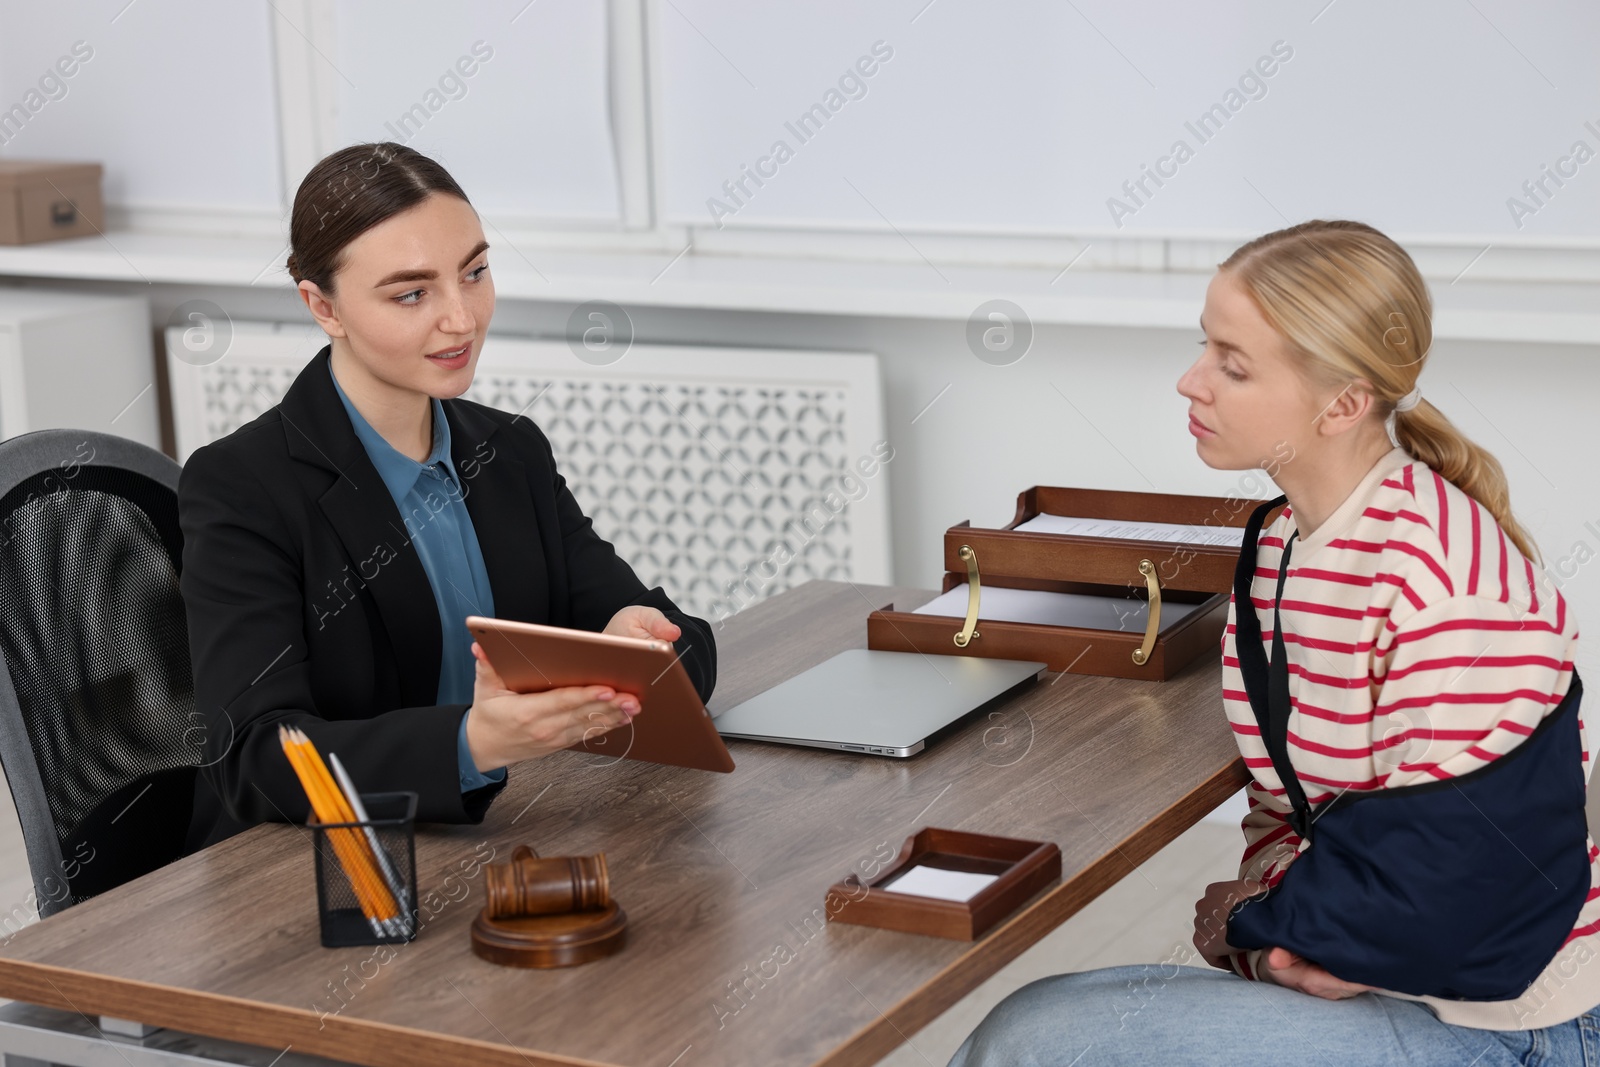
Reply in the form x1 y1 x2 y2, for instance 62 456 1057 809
867 486 1281 681
825 828 1061 940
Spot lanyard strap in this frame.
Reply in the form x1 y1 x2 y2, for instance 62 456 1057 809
1232 496 1316 842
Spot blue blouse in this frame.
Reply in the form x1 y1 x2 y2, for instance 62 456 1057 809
328 361 505 793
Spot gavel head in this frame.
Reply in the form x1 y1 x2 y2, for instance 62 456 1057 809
483 845 611 919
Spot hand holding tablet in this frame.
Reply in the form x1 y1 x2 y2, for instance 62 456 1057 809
465 616 735 774
465 641 639 766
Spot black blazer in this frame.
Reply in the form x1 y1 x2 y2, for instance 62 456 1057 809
178 346 717 847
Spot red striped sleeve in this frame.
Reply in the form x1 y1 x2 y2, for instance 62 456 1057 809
1292 769 1384 791
1562 917 1600 947
1291 698 1376 725
1327 537 1389 553
1241 822 1298 863
1270 630 1365 655
1391 539 1454 595
1497 526 1510 601
1254 782 1342 805
1372 726 1496 752
1250 596 1366 620
1288 731 1377 759
1287 663 1371 689
1385 653 1567 680
1468 502 1481 596
1379 574 1429 611
1363 506 1431 526
1433 471 1449 555
1293 567 1376 587
1373 689 1561 715
1387 615 1563 647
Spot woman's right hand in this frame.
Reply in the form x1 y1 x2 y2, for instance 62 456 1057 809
1258 947 1373 999
463 641 640 771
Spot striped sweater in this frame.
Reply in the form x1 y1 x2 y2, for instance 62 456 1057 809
1222 446 1594 1029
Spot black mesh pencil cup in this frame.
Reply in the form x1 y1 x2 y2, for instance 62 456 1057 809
309 790 419 947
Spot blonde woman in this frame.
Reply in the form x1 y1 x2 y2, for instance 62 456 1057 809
950 221 1594 1066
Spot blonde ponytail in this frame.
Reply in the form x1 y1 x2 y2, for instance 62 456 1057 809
1393 399 1539 562
1221 220 1540 564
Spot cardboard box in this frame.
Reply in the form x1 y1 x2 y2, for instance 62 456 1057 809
0 160 104 245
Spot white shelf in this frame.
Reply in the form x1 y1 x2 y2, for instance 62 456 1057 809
0 231 1596 344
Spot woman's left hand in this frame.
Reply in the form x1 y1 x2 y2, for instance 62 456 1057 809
1192 877 1261 968
604 605 682 644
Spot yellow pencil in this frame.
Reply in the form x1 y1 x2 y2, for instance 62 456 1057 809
282 729 393 933
289 728 399 921
279 728 382 930
291 730 398 929
279 727 395 935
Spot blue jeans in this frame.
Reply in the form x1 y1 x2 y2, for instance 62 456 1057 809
947 965 1600 1067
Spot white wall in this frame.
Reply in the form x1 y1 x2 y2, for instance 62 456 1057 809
330 2 621 225
1 0 1596 677
0 0 622 228
0 1 282 214
39 273 1591 687
659 0 1600 239
1 0 1597 270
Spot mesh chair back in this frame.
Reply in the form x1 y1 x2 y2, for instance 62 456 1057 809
0 429 198 919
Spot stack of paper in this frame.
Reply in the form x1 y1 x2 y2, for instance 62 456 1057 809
1014 513 1245 547
910 585 1199 634
882 865 1000 901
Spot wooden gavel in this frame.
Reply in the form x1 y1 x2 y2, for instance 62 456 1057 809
483 845 610 919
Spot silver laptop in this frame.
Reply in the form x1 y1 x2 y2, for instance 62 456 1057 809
713 649 1046 757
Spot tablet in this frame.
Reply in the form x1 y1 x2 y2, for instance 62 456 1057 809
464 615 735 774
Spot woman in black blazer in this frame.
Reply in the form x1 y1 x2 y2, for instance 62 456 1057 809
179 144 716 847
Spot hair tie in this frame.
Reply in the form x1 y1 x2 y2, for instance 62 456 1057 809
1385 386 1422 448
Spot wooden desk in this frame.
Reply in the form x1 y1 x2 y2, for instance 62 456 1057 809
0 580 1247 1067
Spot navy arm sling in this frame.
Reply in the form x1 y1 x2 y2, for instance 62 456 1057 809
1225 495 1590 1000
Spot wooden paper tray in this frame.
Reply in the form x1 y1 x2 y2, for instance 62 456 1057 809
868 586 1228 680
991 485 1263 593
864 485 1277 680
825 828 1061 941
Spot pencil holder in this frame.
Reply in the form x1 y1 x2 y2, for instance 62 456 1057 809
309 790 419 948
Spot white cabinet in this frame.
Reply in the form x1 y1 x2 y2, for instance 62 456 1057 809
0 288 159 450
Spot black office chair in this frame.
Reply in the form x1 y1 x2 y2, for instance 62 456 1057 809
0 429 200 918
